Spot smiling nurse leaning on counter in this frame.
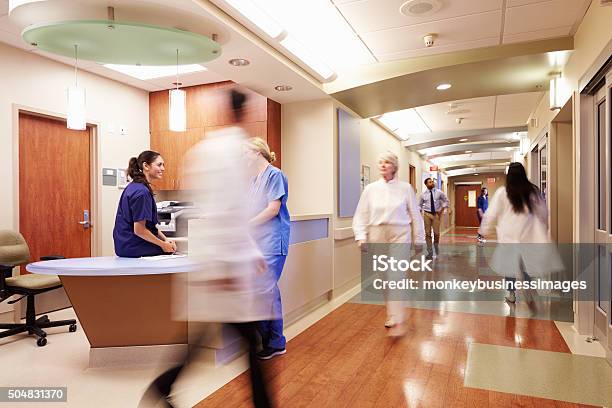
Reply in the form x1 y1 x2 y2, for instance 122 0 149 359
113 150 177 257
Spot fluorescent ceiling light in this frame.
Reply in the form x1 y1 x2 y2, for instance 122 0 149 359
436 83 452 90
252 0 374 72
280 35 335 80
459 138 468 142
104 64 206 80
220 0 284 38
378 108 430 140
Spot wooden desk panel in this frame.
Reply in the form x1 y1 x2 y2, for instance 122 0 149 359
60 274 187 348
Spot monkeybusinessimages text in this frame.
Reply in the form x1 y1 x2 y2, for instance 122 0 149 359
370 255 586 294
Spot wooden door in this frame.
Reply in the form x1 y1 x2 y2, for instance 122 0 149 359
454 184 480 227
19 113 92 269
409 165 416 187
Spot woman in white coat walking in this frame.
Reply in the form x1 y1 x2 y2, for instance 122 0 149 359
478 162 558 310
353 151 424 336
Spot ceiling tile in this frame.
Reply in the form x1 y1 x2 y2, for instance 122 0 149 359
31 48 98 68
147 69 228 89
360 11 501 56
503 26 571 44
491 151 514 159
0 29 34 51
415 96 496 132
376 37 499 62
504 0 586 35
336 0 502 33
0 13 23 35
506 0 549 6
495 92 543 127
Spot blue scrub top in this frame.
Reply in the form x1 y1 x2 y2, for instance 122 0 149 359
249 165 290 256
113 182 163 258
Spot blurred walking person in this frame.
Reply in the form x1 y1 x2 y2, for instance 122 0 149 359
476 187 488 243
478 162 560 311
353 151 424 336
140 89 274 408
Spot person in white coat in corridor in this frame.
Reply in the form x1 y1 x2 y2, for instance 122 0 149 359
353 151 425 336
478 162 563 311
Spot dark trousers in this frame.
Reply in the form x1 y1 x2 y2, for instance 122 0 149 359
150 322 272 408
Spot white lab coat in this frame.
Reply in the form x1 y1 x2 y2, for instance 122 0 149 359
479 187 563 279
352 178 425 244
173 127 274 323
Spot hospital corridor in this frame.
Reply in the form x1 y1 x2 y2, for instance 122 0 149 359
0 0 612 407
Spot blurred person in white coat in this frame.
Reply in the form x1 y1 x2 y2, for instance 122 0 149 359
141 89 274 408
479 162 562 310
353 151 425 336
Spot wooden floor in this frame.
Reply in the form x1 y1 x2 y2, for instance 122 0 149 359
196 227 594 408
196 303 596 408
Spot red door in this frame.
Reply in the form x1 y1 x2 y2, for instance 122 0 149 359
454 185 480 227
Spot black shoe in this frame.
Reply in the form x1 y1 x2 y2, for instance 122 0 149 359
256 347 286 360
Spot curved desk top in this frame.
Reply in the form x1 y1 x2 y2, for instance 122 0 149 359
26 256 199 276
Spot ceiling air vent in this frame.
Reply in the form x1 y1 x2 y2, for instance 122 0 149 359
399 0 442 17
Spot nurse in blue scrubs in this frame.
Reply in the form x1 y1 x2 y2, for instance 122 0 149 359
113 150 176 257
245 137 290 360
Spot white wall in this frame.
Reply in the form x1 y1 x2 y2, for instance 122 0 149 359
281 99 335 216
527 2 612 145
0 43 150 256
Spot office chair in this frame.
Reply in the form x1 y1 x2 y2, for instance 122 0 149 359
0 230 77 347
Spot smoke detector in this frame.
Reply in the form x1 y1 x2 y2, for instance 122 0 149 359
423 33 436 47
399 0 442 17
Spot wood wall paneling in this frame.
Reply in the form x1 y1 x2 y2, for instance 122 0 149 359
267 99 282 169
149 82 280 190
149 91 169 132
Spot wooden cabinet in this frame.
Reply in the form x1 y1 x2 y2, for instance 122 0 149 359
149 81 281 190
150 129 204 191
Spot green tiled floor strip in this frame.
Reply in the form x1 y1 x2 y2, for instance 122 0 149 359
465 343 612 406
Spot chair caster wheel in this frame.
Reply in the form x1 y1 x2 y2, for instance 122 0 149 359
69 324 77 332
37 337 47 347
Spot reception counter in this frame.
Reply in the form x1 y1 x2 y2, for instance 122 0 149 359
25 214 335 367
26 257 197 366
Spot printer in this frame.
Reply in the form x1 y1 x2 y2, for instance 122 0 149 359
156 201 197 237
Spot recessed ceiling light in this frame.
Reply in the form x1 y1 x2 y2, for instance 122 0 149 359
465 150 472 153
274 85 293 91
436 83 452 90
474 173 479 176
229 58 250 66
399 0 442 17
459 138 469 142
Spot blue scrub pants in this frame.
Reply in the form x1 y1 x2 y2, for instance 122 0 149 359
258 254 287 350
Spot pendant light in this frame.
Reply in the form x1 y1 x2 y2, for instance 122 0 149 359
169 49 186 132
67 44 86 130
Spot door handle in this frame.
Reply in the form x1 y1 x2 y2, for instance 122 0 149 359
78 210 91 229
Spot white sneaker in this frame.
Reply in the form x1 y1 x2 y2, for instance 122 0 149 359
384 317 396 328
